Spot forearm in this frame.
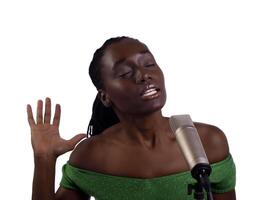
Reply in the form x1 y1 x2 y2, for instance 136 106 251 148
32 155 57 200
27 99 87 199
213 190 236 200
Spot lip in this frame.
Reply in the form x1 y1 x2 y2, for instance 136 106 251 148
141 90 161 100
140 84 161 98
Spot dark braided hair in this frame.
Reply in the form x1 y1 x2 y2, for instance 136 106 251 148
87 36 137 137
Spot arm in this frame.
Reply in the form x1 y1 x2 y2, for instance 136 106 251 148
33 156 90 200
27 98 87 200
213 190 236 200
195 123 236 200
32 154 56 200
55 188 90 200
208 127 236 200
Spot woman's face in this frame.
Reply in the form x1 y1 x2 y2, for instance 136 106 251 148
100 38 166 116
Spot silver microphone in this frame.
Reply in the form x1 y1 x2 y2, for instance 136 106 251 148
169 114 213 200
169 115 209 170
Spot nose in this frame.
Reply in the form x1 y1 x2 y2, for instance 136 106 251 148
135 68 152 84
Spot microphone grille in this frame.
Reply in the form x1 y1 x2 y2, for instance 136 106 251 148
169 115 194 133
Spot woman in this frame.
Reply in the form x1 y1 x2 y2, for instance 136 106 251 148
27 36 236 200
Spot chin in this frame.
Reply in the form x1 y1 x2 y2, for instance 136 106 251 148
135 100 166 116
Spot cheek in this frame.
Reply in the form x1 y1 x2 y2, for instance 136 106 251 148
106 80 137 105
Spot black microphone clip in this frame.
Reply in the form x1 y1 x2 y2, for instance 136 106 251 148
188 163 213 200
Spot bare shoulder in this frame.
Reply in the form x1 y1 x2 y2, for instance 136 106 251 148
69 134 110 171
194 122 230 164
68 123 124 173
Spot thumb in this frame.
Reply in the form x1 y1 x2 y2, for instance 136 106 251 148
66 133 87 151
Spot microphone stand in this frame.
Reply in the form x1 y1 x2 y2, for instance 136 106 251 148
187 163 213 200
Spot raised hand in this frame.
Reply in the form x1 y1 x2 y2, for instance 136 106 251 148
27 98 86 159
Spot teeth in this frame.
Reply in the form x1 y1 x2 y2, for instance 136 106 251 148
144 89 156 94
143 89 157 96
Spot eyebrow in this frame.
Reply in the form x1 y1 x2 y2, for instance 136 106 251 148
113 49 151 68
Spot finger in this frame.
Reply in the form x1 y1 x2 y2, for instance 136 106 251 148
53 104 61 126
36 100 43 124
44 97 51 124
27 104 36 126
66 134 87 151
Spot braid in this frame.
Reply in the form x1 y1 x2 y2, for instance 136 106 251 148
87 95 119 137
88 36 132 137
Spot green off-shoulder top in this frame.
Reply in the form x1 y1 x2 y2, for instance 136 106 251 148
60 155 236 200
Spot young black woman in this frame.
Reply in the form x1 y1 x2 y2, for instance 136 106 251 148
27 36 236 200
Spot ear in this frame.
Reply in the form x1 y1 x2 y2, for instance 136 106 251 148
98 89 111 107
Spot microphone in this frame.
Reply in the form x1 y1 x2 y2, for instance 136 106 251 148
169 115 209 170
169 115 213 200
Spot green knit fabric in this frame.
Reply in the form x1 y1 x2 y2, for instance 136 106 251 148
60 155 235 200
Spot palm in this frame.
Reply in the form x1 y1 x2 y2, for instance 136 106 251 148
27 98 86 158
31 124 64 156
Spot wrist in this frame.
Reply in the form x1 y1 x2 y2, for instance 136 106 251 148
34 152 57 163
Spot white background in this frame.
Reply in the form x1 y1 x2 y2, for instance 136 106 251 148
0 0 266 199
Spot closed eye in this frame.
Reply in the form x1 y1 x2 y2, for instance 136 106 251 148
119 71 133 78
145 63 155 67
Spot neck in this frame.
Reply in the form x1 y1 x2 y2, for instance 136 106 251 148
117 110 171 149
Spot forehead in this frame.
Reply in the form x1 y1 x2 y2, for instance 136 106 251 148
101 39 149 69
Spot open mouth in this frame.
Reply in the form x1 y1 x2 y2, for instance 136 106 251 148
142 88 160 97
